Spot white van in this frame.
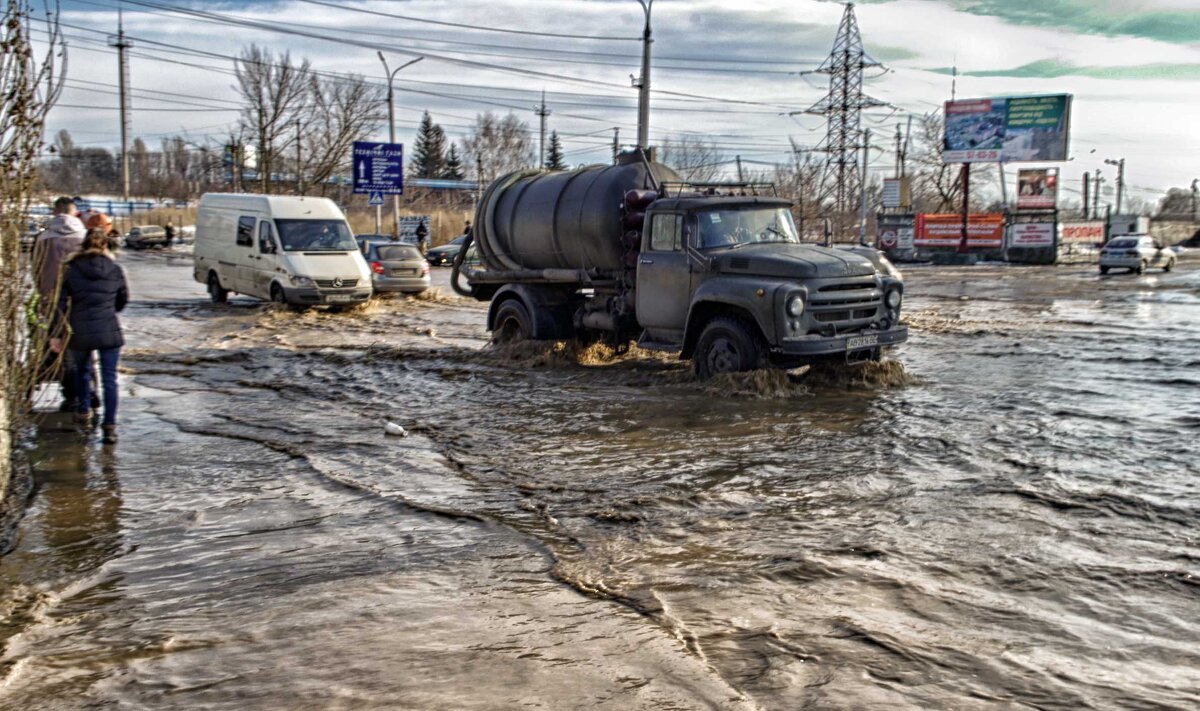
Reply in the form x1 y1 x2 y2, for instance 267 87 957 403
193 194 372 307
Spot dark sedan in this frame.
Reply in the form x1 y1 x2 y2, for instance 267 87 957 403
425 235 467 266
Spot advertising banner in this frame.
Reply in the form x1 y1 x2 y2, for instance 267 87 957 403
1016 169 1057 210
397 215 431 244
881 178 911 209
915 213 1005 248
1008 222 1056 248
876 214 915 251
1059 221 1105 244
943 94 1071 164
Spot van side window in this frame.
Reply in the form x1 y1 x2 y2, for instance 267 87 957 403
236 216 255 247
258 221 276 254
649 214 681 251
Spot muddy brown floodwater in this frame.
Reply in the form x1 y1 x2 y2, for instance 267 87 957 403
2 250 1198 710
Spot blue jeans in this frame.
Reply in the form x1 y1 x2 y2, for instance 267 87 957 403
73 347 120 426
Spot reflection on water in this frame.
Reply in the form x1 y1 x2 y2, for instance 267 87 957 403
2 257 1199 709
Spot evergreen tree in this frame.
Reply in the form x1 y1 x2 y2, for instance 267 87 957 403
410 111 447 179
545 130 566 171
441 144 465 180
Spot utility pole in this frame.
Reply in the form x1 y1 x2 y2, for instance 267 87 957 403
534 90 550 169
612 127 620 162
958 163 970 254
634 0 654 149
1191 178 1198 222
998 161 1007 209
901 115 912 178
735 155 744 182
859 128 870 245
295 119 302 194
378 52 424 237
1093 170 1105 220
108 9 133 202
1082 172 1090 219
1104 157 1125 214
894 123 902 175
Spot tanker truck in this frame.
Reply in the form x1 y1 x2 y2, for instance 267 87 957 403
451 152 908 378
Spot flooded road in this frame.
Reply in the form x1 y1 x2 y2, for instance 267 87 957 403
2 251 1198 709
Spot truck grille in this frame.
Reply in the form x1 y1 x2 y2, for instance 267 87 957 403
315 278 359 288
808 277 881 330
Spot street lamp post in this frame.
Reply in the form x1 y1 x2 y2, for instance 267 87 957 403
378 52 424 237
634 0 653 150
1104 157 1125 215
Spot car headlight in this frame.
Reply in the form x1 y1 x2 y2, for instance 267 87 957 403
290 275 314 287
786 293 805 318
886 289 902 309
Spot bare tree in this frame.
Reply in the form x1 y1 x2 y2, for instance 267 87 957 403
299 72 383 194
910 112 994 213
2 0 66 505
234 44 311 193
658 135 726 183
461 112 533 184
774 145 824 239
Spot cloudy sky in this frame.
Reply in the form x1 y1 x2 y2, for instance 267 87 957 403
41 0 1200 205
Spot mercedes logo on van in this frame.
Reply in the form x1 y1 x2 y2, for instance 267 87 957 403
332 278 343 288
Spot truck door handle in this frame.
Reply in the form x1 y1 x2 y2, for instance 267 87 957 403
640 258 654 265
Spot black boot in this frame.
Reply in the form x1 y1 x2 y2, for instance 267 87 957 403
102 425 117 445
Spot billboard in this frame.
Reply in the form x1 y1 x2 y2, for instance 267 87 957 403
1016 169 1057 210
943 94 1071 164
881 178 912 209
876 214 915 251
1008 222 1056 248
915 213 1005 248
1059 221 1105 244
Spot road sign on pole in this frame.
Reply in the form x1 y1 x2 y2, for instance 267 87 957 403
352 141 405 195
368 191 385 206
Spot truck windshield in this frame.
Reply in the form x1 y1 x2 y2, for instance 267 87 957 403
696 208 800 249
275 219 357 252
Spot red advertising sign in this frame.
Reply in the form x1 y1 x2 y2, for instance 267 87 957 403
1060 221 1105 244
915 213 1005 248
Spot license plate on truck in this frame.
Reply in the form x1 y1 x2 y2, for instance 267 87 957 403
846 334 879 350
326 294 355 303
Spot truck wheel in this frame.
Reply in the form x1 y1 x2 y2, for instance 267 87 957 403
1099 265 1109 275
1164 259 1174 273
694 316 764 380
207 272 229 304
494 299 533 343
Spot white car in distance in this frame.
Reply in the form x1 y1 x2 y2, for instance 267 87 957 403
1099 235 1175 275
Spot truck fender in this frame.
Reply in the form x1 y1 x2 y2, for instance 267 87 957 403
681 280 777 359
487 284 576 340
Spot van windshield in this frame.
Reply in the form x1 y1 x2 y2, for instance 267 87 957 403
275 219 357 252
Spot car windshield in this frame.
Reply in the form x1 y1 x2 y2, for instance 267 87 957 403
695 208 800 249
276 219 357 252
1107 239 1137 249
377 245 421 260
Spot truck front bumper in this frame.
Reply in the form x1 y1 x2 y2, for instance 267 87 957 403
777 325 908 356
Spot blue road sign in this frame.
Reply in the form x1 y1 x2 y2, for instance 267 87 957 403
352 141 404 195
368 191 385 206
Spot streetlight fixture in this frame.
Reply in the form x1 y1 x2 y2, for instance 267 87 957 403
634 0 653 151
1103 157 1125 215
378 52 424 237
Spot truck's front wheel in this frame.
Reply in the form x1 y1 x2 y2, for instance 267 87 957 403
493 299 533 343
695 317 764 380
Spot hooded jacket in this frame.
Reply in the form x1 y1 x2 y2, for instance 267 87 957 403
34 213 87 301
58 250 129 352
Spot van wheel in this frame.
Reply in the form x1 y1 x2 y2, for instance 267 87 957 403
271 283 287 305
1135 261 1146 274
695 316 765 380
207 272 228 303
493 299 532 343
1099 265 1109 275
1164 259 1174 272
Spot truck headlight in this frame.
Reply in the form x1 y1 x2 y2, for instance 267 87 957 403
290 275 314 287
786 293 805 318
886 289 902 309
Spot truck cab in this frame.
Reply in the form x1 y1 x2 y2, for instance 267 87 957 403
634 195 907 377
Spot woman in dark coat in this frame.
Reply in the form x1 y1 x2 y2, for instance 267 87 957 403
56 229 129 444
